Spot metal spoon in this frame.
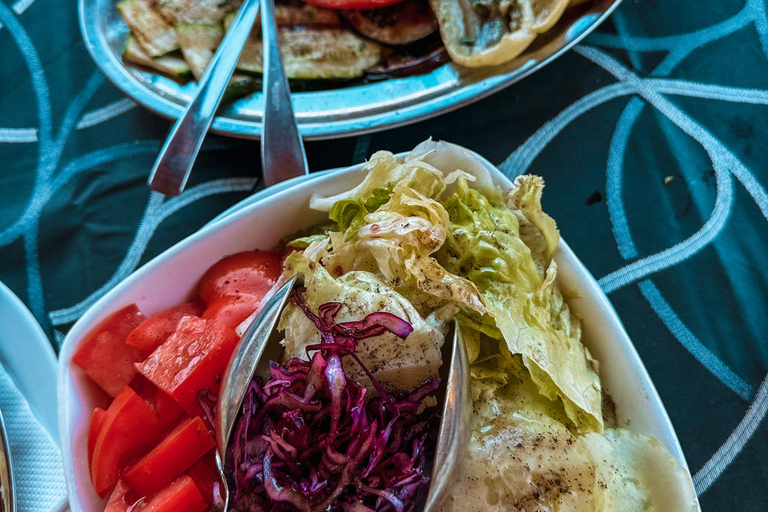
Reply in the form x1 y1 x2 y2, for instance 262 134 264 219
215 275 472 511
423 317 472 512
147 0 261 196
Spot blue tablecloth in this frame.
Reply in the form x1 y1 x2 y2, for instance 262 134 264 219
1 0 766 508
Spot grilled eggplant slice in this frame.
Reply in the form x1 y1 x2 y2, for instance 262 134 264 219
175 23 224 80
123 35 191 78
117 0 178 57
341 0 437 46
366 37 448 79
222 4 341 32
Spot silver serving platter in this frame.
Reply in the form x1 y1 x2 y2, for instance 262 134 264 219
79 0 622 140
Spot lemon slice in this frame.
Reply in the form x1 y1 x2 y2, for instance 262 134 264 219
429 0 571 67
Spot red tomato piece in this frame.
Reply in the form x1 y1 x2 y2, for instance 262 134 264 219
300 0 406 10
72 304 146 397
126 303 204 359
142 475 208 512
202 294 263 330
197 250 281 306
91 386 161 497
130 374 184 430
122 416 216 497
104 480 133 512
186 451 219 506
87 408 107 468
137 316 239 417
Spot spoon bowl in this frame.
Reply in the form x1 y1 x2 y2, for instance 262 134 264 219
215 275 301 509
214 277 471 511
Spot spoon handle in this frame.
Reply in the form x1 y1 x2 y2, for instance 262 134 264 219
260 0 308 187
148 0 261 196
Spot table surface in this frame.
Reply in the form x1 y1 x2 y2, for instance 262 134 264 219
1 0 767 508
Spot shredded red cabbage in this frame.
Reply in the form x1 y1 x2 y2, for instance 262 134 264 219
228 289 439 512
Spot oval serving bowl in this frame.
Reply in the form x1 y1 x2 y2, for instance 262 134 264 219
58 141 693 512
79 0 623 140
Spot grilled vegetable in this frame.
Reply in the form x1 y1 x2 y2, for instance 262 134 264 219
117 0 178 57
153 0 242 25
174 23 223 80
301 0 409 11
223 73 260 100
171 24 259 95
428 0 571 67
222 3 342 30
123 36 191 78
234 28 381 79
341 0 438 46
366 39 449 79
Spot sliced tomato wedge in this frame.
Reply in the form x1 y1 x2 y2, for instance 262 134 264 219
141 475 208 512
87 408 107 468
106 476 207 512
122 416 216 496
197 250 281 306
202 293 264 330
130 374 184 430
91 386 161 497
104 480 133 512
186 450 219 506
299 0 407 10
137 316 239 417
72 304 146 396
126 303 204 359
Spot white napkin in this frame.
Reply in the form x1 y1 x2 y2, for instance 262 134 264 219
0 364 67 512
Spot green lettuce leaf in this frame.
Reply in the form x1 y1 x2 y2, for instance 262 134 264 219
328 184 394 238
505 175 560 275
284 223 337 249
309 151 404 212
435 177 603 433
306 161 487 315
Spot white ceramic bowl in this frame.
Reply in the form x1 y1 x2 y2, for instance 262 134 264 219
58 142 693 512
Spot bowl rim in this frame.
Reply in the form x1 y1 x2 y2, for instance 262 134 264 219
58 143 693 512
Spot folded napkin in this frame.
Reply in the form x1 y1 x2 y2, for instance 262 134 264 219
0 365 67 512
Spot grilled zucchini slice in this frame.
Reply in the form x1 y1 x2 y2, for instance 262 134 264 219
117 0 178 57
234 29 381 79
224 73 260 100
124 35 191 78
154 0 241 25
174 23 224 80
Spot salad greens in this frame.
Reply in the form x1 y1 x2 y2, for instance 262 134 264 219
436 177 602 434
280 141 697 511
293 148 601 434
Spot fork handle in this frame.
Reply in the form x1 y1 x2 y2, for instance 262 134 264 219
147 0 261 196
260 0 308 187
